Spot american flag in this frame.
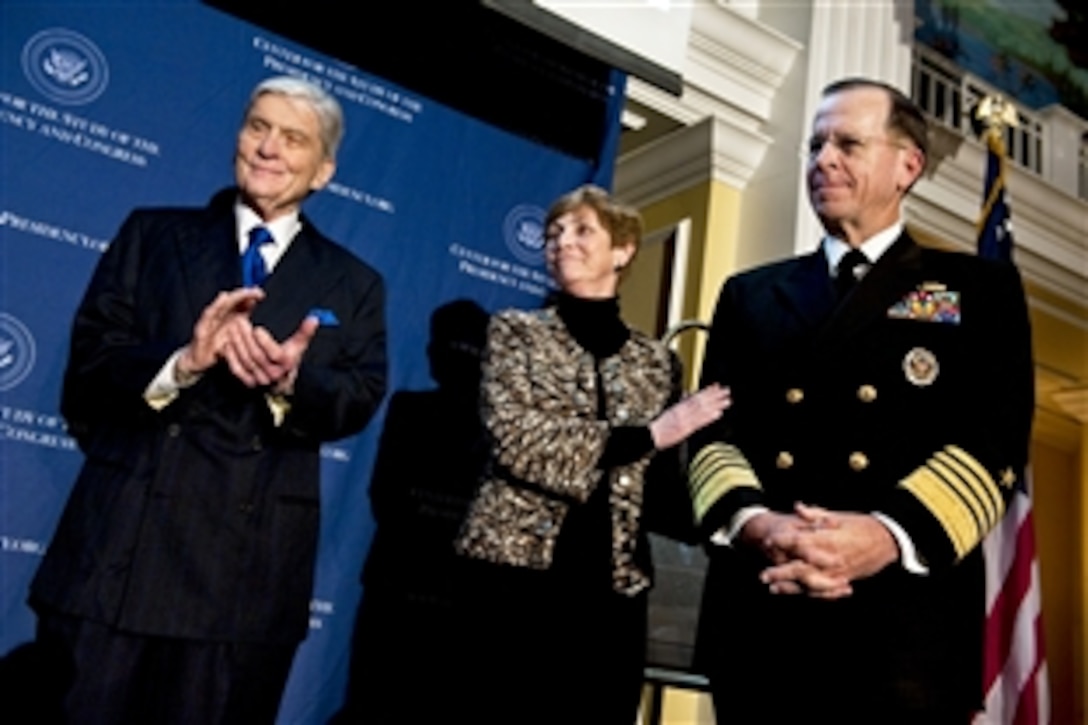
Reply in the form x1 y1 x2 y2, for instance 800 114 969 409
973 99 1049 725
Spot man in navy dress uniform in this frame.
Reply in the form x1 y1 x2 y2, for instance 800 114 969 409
688 77 1034 723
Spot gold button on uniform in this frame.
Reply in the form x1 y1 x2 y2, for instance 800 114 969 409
776 451 794 469
848 451 869 471
857 384 877 403
785 388 804 404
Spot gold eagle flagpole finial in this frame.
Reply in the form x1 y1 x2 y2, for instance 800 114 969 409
975 94 1018 144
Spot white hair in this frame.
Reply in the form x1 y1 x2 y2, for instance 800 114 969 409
247 75 344 159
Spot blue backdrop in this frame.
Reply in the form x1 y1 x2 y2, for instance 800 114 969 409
0 3 621 721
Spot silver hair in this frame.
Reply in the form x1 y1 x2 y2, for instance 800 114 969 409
247 75 344 159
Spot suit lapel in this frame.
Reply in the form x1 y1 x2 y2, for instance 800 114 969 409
172 197 344 342
253 219 342 339
174 196 240 323
774 249 837 331
817 233 924 346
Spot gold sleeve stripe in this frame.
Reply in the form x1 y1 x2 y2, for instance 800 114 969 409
689 444 751 486
900 446 1006 560
926 457 990 531
689 443 739 480
688 443 760 524
943 445 1002 510
901 466 978 559
932 449 1001 525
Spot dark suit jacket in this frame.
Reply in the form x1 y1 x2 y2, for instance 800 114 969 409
689 234 1034 715
30 189 387 646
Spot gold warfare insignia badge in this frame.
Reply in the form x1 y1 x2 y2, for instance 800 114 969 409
903 347 939 386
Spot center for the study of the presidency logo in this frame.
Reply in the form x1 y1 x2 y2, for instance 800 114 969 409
502 204 547 266
0 313 37 392
22 27 109 106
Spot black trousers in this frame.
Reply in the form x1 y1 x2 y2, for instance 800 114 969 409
708 675 977 725
30 609 298 725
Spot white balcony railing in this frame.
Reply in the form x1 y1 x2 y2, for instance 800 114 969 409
912 45 1088 202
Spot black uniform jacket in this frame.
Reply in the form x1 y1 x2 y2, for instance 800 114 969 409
30 189 387 646
688 233 1034 712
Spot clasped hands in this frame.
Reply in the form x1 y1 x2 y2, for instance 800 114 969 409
740 503 900 600
176 287 319 395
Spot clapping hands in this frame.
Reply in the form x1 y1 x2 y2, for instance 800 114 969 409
176 287 318 394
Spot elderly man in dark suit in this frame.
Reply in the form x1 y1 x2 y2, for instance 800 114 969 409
688 77 1034 723
29 75 387 724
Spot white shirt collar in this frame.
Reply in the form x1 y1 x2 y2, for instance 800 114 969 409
822 221 903 276
234 200 302 273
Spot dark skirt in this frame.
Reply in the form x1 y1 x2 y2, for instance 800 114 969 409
451 551 649 725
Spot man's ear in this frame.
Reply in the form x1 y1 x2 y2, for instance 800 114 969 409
311 158 336 192
897 146 925 192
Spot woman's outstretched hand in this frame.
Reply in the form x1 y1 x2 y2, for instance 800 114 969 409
649 383 731 450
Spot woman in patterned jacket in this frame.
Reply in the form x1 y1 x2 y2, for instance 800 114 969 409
454 185 730 723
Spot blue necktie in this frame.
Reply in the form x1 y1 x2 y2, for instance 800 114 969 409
242 226 273 287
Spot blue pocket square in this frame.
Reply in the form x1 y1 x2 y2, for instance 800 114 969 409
307 307 340 326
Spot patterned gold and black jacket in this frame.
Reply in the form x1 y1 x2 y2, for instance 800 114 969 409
455 304 677 596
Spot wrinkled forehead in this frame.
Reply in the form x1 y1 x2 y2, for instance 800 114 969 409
811 87 891 136
247 92 317 125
